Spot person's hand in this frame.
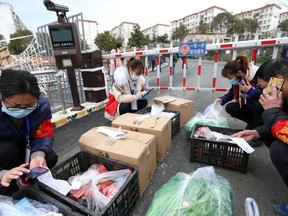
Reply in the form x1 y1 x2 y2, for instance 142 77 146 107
239 80 252 93
259 83 283 110
230 129 260 142
1 163 30 187
215 98 222 104
30 156 46 169
135 92 143 100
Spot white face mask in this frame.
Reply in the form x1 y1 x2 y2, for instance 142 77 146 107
131 74 140 81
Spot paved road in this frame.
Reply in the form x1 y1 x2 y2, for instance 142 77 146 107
53 60 287 216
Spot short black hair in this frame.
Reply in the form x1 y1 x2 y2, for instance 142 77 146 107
256 59 288 81
0 69 40 100
255 59 280 81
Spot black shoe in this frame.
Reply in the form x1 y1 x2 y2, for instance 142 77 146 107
249 140 263 147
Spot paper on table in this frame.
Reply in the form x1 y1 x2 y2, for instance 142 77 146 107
37 170 71 195
230 137 255 154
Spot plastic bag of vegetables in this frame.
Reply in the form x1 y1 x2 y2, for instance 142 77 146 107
146 166 234 216
184 102 229 135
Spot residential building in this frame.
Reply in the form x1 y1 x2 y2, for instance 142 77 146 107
142 24 170 40
279 11 288 24
171 6 227 34
76 19 98 50
0 2 26 41
110 21 139 47
278 11 288 37
234 4 282 38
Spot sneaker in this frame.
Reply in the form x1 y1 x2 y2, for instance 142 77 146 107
249 139 263 147
274 204 288 216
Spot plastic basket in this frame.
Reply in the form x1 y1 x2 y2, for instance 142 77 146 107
38 151 138 216
12 188 81 216
190 124 249 173
136 107 180 138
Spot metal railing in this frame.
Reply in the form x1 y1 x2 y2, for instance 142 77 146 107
25 36 288 114
102 36 288 92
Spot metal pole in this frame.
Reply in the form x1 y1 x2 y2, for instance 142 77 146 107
66 69 84 111
56 72 67 114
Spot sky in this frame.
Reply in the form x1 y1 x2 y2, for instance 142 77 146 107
3 0 288 34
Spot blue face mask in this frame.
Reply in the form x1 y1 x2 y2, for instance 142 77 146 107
228 79 239 86
1 105 34 118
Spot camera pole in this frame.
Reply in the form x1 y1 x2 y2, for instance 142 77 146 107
57 13 84 111
44 0 84 111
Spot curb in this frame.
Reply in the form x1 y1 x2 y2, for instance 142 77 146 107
52 100 107 128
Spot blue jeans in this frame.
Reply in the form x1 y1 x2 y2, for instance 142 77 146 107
172 61 176 74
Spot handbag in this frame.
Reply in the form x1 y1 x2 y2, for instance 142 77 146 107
105 93 119 116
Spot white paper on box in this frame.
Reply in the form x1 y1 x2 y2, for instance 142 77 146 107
96 127 126 139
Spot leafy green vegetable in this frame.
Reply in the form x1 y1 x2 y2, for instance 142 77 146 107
146 167 234 216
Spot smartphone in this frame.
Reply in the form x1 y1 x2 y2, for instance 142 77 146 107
265 77 285 94
24 167 49 179
143 88 154 96
237 75 247 84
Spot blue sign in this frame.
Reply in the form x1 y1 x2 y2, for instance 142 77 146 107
178 42 206 57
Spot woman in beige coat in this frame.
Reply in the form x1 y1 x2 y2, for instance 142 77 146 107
105 59 148 121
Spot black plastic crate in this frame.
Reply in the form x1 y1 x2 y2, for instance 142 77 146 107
12 188 81 216
136 107 180 138
190 124 249 173
38 151 138 216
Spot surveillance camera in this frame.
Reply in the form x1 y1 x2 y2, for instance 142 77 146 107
43 0 69 13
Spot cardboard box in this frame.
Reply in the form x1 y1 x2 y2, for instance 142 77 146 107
112 113 171 162
154 96 195 127
78 126 156 196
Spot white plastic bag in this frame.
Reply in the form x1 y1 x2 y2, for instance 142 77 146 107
68 164 132 214
146 166 234 216
0 195 59 216
184 102 229 135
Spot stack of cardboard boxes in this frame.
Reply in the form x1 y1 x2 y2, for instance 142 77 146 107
78 96 194 196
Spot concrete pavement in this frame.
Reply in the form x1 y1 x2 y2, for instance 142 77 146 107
52 60 287 215
53 90 287 216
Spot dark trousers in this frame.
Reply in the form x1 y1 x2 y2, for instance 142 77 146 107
270 140 288 187
225 101 264 129
0 139 58 195
119 99 148 115
151 60 156 71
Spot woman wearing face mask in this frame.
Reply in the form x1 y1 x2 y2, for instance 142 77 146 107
0 69 58 195
214 56 263 146
104 58 148 121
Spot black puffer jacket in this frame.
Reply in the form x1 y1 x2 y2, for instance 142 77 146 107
0 95 54 156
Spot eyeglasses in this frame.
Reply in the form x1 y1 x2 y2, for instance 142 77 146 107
2 100 39 111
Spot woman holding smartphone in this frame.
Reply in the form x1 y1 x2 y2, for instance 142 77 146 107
214 55 264 146
0 69 58 195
